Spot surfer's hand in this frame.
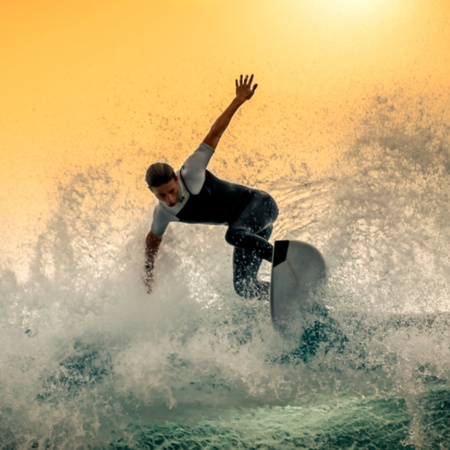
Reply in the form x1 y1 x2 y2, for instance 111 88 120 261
235 74 258 102
144 266 154 294
144 279 153 294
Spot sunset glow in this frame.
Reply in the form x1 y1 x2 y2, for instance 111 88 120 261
1 0 449 260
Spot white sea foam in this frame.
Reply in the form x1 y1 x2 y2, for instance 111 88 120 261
1 90 449 448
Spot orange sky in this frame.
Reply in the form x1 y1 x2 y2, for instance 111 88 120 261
1 0 450 262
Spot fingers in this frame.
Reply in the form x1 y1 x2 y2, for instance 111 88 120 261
235 74 257 100
236 74 255 86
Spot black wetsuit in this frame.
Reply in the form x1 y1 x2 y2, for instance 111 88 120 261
150 143 279 299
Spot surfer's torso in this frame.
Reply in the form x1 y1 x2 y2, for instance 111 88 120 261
150 143 253 236
176 169 252 224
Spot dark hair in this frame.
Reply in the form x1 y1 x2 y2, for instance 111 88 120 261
145 162 176 188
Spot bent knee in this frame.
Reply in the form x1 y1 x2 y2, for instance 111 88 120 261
225 227 240 246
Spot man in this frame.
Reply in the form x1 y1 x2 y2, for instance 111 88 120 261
144 74 278 299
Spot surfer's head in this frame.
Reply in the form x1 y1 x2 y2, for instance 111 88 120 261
145 162 176 188
146 163 179 207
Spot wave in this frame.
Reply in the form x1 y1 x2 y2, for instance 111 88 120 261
1 89 449 448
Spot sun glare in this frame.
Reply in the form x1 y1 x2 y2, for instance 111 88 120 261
313 0 387 20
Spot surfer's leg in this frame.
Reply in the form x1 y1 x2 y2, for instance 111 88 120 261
225 190 278 262
231 226 273 300
225 190 277 299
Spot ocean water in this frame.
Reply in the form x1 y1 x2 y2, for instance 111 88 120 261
1 90 450 449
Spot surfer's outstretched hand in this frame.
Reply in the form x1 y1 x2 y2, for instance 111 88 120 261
144 276 152 294
235 74 258 102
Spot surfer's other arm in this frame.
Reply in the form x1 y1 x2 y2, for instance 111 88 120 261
144 231 162 292
202 74 258 150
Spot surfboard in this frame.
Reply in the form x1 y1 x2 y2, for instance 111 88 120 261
270 240 326 332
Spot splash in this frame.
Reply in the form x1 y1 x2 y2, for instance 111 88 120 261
1 89 449 448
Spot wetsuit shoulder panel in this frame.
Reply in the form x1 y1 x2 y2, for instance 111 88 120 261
151 203 179 236
181 143 215 195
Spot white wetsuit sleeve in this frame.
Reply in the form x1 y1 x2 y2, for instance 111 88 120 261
181 143 215 195
150 203 179 236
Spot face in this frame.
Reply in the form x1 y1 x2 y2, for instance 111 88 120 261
150 176 180 207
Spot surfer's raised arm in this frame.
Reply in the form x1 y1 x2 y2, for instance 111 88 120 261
202 74 258 150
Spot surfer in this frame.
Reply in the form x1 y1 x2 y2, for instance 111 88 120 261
144 74 278 299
